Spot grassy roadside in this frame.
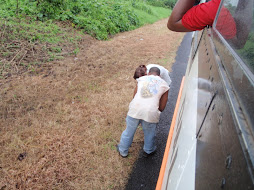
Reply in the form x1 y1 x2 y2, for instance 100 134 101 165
0 1 170 80
0 18 83 80
0 20 185 188
134 6 171 25
0 1 181 190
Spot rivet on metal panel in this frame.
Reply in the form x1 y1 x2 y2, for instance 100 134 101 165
212 104 215 111
218 113 223 125
221 178 226 189
225 155 232 169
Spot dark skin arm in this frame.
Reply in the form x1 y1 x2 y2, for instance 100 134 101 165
159 90 169 112
133 83 168 111
134 72 168 111
167 0 196 32
168 0 253 48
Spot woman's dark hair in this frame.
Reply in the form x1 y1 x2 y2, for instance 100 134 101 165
133 65 147 79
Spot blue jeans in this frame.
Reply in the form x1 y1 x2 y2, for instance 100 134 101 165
118 115 157 157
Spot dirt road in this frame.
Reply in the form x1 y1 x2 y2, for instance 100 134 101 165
0 19 184 189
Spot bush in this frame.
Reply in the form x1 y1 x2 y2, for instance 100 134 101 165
238 32 254 71
0 0 170 39
146 0 177 8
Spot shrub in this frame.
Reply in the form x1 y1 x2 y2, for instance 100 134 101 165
146 0 177 8
238 32 254 71
0 0 170 39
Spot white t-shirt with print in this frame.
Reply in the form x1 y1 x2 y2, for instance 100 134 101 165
147 64 172 86
127 75 169 123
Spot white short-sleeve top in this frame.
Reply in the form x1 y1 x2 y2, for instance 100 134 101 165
146 64 172 86
127 75 169 123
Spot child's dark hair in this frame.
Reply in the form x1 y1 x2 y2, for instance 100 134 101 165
133 65 147 79
149 67 160 76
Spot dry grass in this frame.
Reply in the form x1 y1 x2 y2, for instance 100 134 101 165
0 19 83 80
0 19 184 189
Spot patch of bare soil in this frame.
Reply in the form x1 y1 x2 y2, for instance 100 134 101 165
0 19 184 189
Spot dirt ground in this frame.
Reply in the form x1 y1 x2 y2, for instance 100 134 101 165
0 18 184 189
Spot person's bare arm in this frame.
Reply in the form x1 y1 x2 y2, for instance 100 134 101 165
159 90 169 112
167 0 196 32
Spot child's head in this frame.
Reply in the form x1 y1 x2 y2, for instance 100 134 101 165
133 65 147 79
148 67 160 76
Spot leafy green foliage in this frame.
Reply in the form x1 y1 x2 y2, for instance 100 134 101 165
146 0 177 8
238 32 254 71
0 0 170 40
0 0 170 78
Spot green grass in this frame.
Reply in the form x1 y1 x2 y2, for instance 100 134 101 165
134 6 171 25
0 17 83 78
0 0 171 40
2 19 63 44
0 0 172 78
152 6 172 18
